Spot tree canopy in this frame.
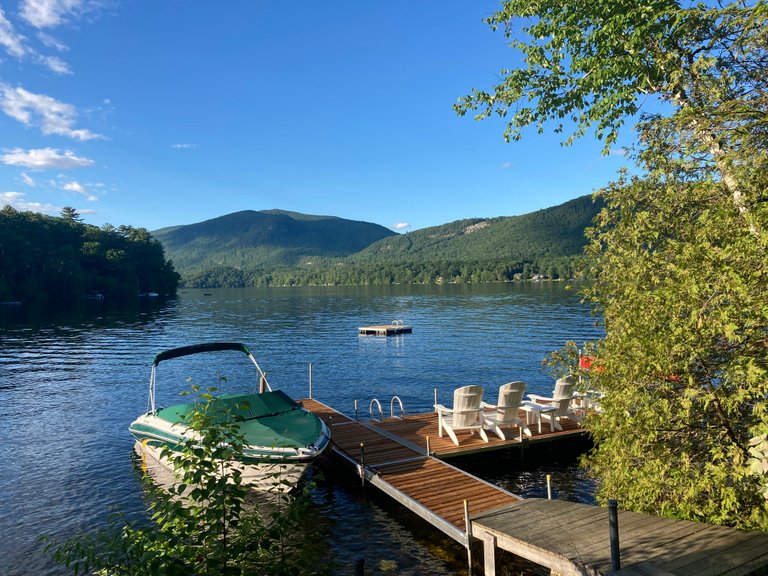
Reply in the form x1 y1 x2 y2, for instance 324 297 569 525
0 206 180 305
459 0 768 528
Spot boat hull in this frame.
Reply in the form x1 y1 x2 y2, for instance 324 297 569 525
134 440 316 493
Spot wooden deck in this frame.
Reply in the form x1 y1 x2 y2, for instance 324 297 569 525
371 409 585 458
472 498 768 576
358 323 413 336
302 398 521 545
302 398 768 576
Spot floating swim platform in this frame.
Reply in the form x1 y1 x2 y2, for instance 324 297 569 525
358 320 413 336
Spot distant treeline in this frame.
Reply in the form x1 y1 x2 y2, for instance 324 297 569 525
180 255 585 288
0 206 180 305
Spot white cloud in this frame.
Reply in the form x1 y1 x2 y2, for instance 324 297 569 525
499 161 513 169
0 9 73 74
0 190 59 214
61 180 85 193
392 222 410 230
609 148 627 157
172 143 195 149
20 0 92 29
36 53 72 74
37 31 69 51
59 179 100 201
1 147 95 169
20 172 36 186
0 8 28 58
0 85 103 140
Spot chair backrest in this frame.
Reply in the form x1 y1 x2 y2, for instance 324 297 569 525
551 376 576 416
553 395 575 416
452 385 483 427
496 381 525 423
552 375 576 400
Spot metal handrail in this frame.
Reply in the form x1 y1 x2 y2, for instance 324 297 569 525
390 395 405 419
369 398 383 422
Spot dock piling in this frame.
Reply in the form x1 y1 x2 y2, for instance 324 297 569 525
464 499 473 576
359 443 366 486
608 499 621 571
546 474 552 499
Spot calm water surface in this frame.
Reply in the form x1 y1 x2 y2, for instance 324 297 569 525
0 283 601 575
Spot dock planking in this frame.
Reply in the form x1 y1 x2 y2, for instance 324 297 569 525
301 398 768 576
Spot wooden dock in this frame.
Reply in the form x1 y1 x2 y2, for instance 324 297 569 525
301 398 768 576
358 323 413 336
472 499 768 576
302 398 521 545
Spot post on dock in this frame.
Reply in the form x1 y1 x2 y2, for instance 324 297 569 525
308 363 313 399
481 532 497 576
464 499 473 576
546 474 552 499
354 399 359 420
608 499 621 571
359 443 366 486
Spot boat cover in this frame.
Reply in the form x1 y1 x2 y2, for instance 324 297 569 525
155 390 322 449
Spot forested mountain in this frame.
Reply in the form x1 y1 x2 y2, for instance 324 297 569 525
0 206 179 305
152 210 396 271
161 195 602 287
353 195 599 263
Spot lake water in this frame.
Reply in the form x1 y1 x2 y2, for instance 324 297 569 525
0 283 602 575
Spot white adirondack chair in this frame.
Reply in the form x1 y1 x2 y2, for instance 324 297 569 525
522 375 582 432
482 381 531 440
434 385 489 446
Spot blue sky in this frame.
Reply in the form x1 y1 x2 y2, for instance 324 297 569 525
0 1 632 233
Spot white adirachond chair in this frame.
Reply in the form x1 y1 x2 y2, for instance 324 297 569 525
434 385 489 446
482 381 531 440
521 376 582 433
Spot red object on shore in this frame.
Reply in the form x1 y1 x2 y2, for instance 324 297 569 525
579 355 604 372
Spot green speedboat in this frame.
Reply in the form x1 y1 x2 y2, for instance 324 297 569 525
129 342 331 491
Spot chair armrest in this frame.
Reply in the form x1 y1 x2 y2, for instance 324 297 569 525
521 400 556 412
527 394 555 403
480 401 496 409
433 404 452 414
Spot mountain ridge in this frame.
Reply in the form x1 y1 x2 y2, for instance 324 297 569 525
151 209 397 271
151 195 602 286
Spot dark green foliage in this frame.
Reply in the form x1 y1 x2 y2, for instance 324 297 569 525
157 197 600 287
0 206 180 304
